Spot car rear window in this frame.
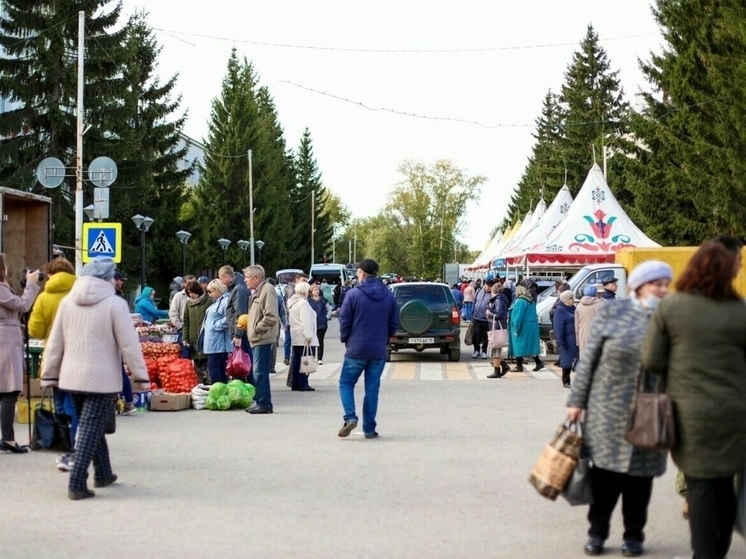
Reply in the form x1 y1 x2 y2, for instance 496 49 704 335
394 286 449 307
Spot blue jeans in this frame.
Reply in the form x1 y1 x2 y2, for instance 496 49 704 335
120 365 133 404
252 344 272 410
206 352 228 384
53 388 79 450
462 301 474 321
283 325 291 360
339 358 385 435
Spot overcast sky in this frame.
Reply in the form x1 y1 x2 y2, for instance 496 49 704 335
120 0 663 250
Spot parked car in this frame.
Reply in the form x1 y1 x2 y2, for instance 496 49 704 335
388 282 461 362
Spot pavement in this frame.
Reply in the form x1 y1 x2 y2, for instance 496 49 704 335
2 319 743 559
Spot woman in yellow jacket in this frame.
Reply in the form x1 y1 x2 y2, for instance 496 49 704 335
27 257 77 471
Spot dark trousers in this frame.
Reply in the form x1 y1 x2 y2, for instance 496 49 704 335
472 319 489 353
0 391 18 442
206 352 228 384
684 474 737 559
290 346 310 389
69 394 114 492
120 365 133 404
587 467 653 542
316 328 327 361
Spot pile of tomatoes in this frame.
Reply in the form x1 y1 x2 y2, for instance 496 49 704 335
159 359 199 394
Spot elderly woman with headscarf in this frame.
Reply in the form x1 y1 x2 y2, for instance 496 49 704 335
553 289 577 388
575 285 601 362
566 261 673 557
508 284 545 372
41 257 149 500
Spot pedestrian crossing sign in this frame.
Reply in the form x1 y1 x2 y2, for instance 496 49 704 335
82 223 122 263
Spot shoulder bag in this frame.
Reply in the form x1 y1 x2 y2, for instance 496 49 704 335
488 316 508 348
31 386 72 452
300 344 318 375
624 369 676 450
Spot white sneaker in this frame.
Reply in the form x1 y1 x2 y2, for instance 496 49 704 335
471 351 479 359
318 360 323 365
480 352 488 359
56 454 74 472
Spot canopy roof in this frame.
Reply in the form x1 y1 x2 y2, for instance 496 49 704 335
466 228 503 271
503 186 573 265
522 164 659 265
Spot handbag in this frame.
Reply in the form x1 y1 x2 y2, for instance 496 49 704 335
464 322 473 346
624 369 676 450
487 317 508 348
105 398 116 435
31 387 72 452
300 345 318 375
529 420 584 500
226 347 252 378
561 446 594 506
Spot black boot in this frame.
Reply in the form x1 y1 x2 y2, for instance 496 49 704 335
487 367 501 379
500 360 510 377
562 368 571 388
533 356 546 372
513 357 524 372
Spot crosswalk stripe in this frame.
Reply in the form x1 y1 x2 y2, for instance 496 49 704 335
390 361 417 380
419 363 443 380
447 362 472 380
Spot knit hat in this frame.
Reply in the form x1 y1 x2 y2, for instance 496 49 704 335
197 276 209 284
113 270 127 281
560 290 575 302
583 285 598 297
81 257 116 281
628 260 673 293
173 276 184 288
358 259 379 276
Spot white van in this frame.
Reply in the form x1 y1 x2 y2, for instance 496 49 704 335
309 263 349 286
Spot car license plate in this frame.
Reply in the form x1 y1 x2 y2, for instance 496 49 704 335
409 337 434 344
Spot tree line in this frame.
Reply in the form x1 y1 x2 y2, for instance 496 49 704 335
504 1 746 247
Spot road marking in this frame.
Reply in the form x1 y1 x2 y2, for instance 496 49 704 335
446 362 472 380
390 361 417 380
419 363 443 380
530 369 559 380
470 363 494 380
312 364 339 380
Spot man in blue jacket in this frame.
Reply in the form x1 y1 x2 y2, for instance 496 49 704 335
337 259 399 439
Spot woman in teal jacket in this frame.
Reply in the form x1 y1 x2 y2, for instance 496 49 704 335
134 287 168 324
508 285 545 371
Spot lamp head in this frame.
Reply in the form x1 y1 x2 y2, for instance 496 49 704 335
84 204 95 221
141 216 154 232
237 240 250 251
218 238 231 250
131 214 145 228
176 230 192 244
255 240 265 250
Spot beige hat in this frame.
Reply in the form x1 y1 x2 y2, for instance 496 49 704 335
559 290 574 303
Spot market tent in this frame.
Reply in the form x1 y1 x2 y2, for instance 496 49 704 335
504 185 573 265
482 218 522 269
496 199 547 262
466 228 503 271
522 164 659 265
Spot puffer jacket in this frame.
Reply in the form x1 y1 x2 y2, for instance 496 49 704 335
27 271 76 340
41 276 148 393
338 277 398 360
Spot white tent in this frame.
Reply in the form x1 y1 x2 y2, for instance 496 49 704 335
466 228 503 271
483 217 522 269
504 185 573 265
495 199 546 261
522 164 659 265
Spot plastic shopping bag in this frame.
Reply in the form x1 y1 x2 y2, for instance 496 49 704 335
226 347 252 378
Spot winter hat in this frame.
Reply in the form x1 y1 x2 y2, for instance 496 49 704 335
113 270 127 281
197 276 209 284
628 260 673 293
173 276 184 288
81 256 116 281
560 290 575 303
583 285 598 297
358 259 379 276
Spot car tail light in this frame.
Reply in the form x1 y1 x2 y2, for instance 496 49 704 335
451 306 460 325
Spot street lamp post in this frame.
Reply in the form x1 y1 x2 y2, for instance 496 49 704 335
131 214 154 291
175 230 191 277
237 240 250 269
218 238 231 265
255 240 265 266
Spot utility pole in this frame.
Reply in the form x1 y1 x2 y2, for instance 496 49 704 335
248 149 254 266
310 191 315 270
348 240 352 265
353 225 357 263
74 11 85 275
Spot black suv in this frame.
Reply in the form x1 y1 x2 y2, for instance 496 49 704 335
388 282 461 362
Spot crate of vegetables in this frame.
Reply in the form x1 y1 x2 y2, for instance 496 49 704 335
150 391 191 411
140 341 180 360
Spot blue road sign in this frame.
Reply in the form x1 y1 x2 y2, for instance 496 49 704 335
82 223 122 263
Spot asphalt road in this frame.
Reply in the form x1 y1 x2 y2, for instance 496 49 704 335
2 319 743 559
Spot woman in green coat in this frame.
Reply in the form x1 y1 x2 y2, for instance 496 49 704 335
182 279 213 380
641 237 746 559
508 285 544 371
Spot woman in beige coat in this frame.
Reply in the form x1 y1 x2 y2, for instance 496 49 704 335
0 254 40 453
287 281 318 391
41 257 149 500
574 285 601 361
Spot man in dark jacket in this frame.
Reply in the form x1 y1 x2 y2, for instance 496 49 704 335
337 259 398 439
601 277 618 300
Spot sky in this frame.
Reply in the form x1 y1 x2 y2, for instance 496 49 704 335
120 0 664 251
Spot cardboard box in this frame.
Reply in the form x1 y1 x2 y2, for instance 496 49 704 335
20 377 44 398
16 398 54 424
150 392 191 411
